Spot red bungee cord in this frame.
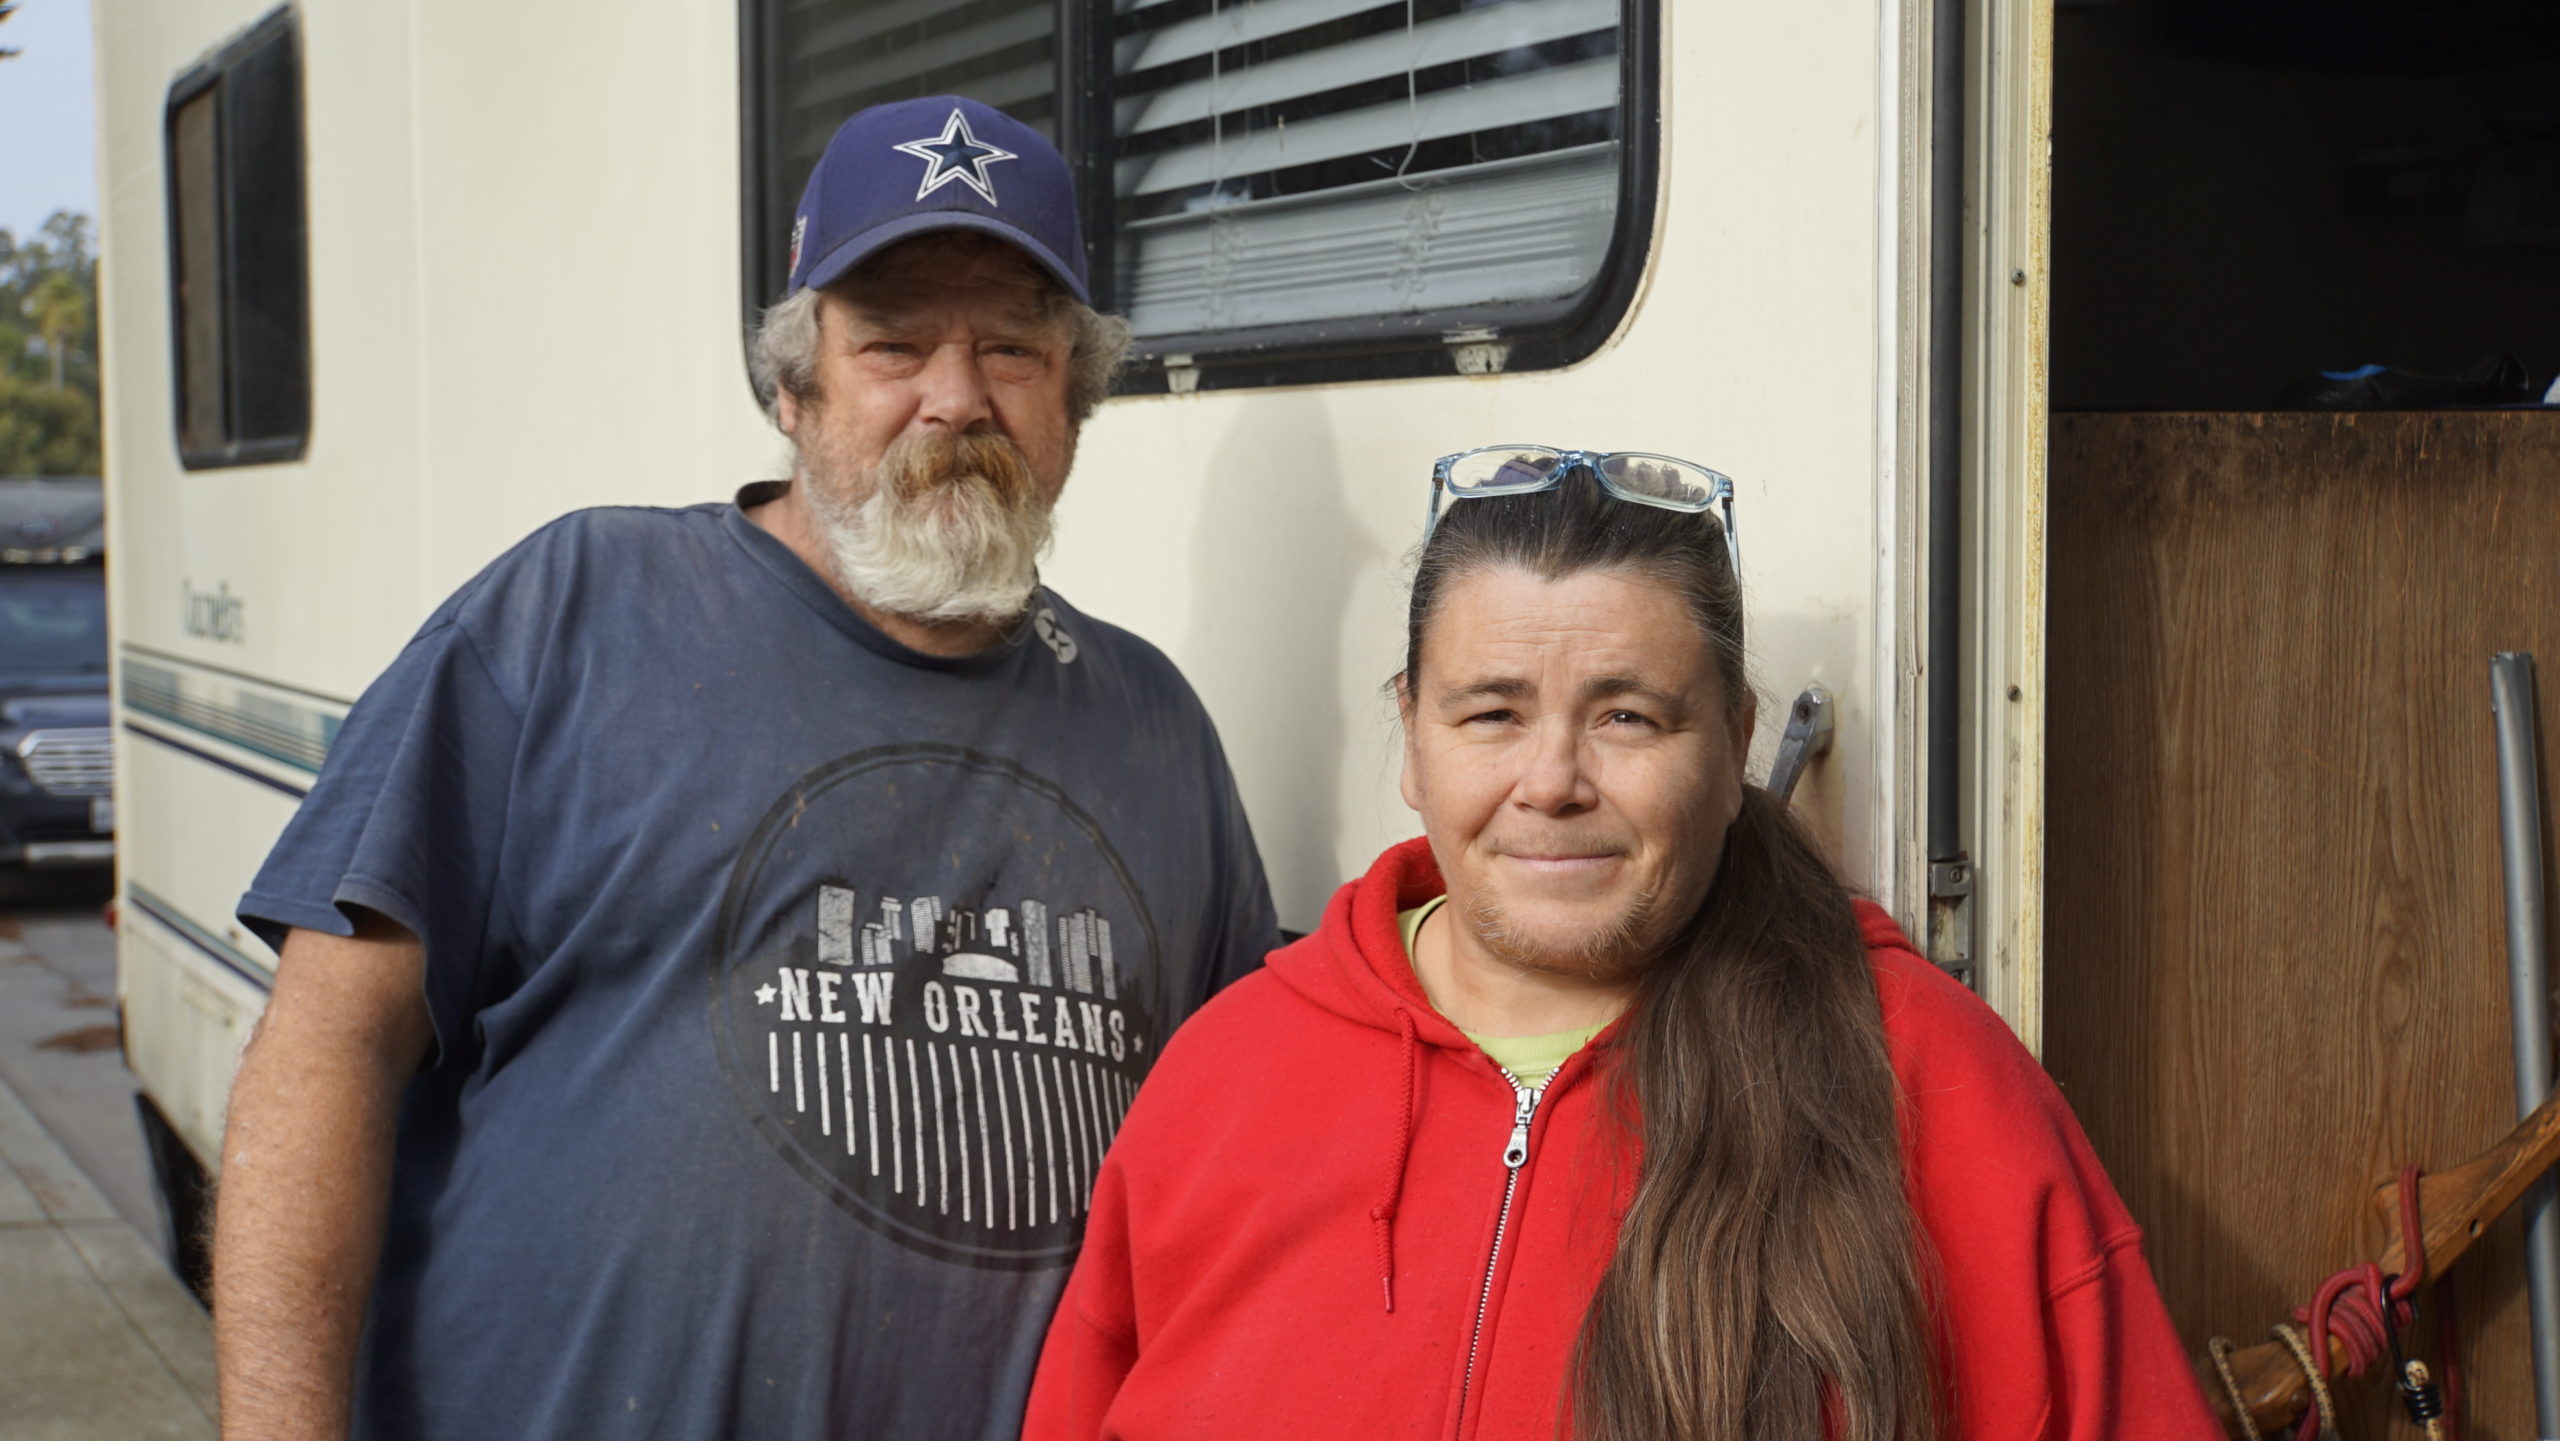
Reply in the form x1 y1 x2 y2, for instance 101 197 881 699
2287 1165 2461 1440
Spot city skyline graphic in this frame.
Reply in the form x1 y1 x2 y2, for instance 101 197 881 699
752 884 1143 1255
713 744 1164 1270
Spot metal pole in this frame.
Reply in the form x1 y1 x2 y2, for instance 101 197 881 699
2492 651 2560 1438
1922 0 1978 987
1925 0 1966 870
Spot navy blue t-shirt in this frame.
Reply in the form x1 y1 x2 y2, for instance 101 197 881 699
240 490 1277 1440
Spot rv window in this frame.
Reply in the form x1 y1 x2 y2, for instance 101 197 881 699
740 0 1656 394
165 8 310 470
170 90 227 458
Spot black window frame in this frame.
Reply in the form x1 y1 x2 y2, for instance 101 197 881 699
737 0 1660 398
164 6 311 471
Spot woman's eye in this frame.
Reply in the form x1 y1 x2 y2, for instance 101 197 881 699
1465 709 1516 726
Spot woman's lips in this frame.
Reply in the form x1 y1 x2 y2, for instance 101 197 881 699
1498 852 1621 876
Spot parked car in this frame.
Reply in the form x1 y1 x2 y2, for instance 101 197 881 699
0 478 112 871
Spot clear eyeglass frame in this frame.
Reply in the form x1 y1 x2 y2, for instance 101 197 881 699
1426 445 1740 578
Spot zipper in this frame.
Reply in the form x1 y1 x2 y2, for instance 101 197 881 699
1451 1076 1542 1439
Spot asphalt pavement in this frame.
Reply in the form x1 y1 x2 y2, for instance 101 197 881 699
0 881 218 1439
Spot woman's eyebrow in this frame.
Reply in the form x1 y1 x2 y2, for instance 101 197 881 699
1583 675 1683 709
1439 675 1533 706
1437 675 1689 709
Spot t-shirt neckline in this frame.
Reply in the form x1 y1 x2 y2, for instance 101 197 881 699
1398 894 1608 1087
723 481 1038 673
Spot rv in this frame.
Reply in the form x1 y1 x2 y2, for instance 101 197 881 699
104 0 2560 1433
102 0 2560 1428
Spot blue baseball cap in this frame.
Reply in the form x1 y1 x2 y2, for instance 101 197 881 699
785 95 1089 304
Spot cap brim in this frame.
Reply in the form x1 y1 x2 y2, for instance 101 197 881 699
798 211 1090 305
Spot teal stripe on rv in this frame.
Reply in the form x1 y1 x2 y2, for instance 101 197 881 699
121 659 340 774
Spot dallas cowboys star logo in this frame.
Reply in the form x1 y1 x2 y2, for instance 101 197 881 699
892 108 1018 205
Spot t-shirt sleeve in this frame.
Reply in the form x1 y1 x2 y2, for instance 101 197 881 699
1198 745 1279 994
237 609 526 1061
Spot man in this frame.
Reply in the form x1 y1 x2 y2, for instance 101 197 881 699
213 96 1276 1441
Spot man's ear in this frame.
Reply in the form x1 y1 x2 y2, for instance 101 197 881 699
1395 672 1426 813
776 385 802 438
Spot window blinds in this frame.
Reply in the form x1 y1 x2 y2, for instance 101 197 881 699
777 0 1054 130
1109 0 1623 340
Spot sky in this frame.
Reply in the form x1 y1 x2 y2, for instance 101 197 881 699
0 0 98 244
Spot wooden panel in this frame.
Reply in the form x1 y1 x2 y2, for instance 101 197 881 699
2047 410 2560 1437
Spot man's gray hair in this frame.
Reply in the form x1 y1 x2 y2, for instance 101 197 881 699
748 283 1133 429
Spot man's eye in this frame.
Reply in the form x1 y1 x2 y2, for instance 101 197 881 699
1465 708 1517 726
1605 710 1654 728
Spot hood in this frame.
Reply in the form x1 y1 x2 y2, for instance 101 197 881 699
0 477 105 559
1264 835 1927 1316
1270 836 1527 1314
1265 836 1489 1059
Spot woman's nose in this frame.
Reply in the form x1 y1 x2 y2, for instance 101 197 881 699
1513 720 1596 815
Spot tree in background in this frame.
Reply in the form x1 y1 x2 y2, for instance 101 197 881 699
29 270 88 389
0 210 102 475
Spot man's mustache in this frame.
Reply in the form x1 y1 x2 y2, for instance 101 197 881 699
879 430 1038 508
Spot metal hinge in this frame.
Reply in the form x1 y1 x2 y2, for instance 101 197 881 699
1927 855 1976 989
1766 684 1834 805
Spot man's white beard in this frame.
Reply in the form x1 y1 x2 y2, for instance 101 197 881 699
800 432 1055 626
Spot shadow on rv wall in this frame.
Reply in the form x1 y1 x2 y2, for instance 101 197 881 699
1178 396 1371 933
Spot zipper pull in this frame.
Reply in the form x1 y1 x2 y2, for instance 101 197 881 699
1502 1083 1540 1169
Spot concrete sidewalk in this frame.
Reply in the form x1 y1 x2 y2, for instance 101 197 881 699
0 1068 217 1439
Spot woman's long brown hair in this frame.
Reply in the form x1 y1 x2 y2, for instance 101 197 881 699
1405 477 1938 1441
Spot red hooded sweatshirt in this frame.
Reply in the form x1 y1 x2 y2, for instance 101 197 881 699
1025 838 2218 1440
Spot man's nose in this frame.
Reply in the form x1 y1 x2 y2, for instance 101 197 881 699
914 342 995 433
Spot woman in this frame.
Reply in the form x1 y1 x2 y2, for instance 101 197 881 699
1025 449 2217 1440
